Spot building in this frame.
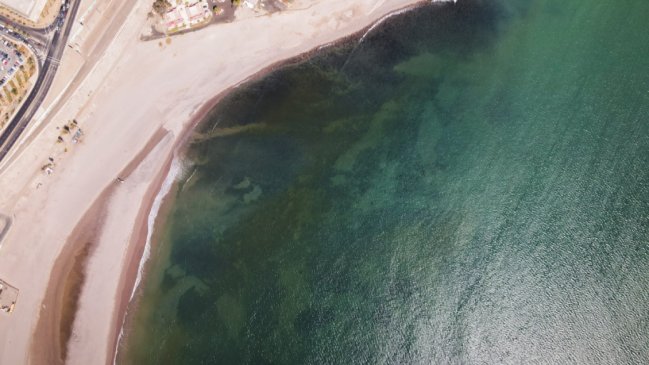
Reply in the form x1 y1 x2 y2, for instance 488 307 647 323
0 0 50 22
163 0 211 33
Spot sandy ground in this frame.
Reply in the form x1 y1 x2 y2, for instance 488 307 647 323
0 0 437 363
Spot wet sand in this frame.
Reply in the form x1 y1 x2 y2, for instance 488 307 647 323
29 186 110 365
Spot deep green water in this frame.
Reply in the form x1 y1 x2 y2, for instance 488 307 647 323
121 0 649 363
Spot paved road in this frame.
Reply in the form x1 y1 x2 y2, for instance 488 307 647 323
0 13 49 49
0 213 11 247
0 0 81 163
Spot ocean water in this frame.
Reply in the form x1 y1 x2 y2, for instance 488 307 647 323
120 0 649 363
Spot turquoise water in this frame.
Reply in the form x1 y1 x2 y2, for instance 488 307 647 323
121 0 649 363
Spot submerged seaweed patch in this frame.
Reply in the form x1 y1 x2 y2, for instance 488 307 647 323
123 0 649 364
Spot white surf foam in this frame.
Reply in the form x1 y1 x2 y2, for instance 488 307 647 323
113 157 183 364
360 0 455 44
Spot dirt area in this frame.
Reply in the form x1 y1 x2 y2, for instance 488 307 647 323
143 0 289 40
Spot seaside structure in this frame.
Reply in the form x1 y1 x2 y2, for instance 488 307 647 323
243 0 260 9
164 0 212 33
0 36 36 133
156 0 290 37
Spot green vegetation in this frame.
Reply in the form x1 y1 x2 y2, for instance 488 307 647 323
153 0 172 15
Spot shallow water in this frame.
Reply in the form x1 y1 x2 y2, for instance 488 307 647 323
121 0 649 363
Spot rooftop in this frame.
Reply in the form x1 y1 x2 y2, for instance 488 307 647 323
0 0 49 22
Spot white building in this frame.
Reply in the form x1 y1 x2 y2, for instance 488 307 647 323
1 0 50 22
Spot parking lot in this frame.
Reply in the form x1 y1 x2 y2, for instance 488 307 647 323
0 38 24 89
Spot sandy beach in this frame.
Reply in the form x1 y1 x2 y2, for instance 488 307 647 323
0 0 434 363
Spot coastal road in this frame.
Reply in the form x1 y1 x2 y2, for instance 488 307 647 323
0 213 11 248
0 13 49 45
0 0 81 163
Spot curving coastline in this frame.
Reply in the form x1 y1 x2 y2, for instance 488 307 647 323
113 3 437 361
95 0 649 362
0 1 453 364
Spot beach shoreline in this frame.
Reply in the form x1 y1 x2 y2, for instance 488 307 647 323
0 1 442 364
113 2 438 361
113 0 436 358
